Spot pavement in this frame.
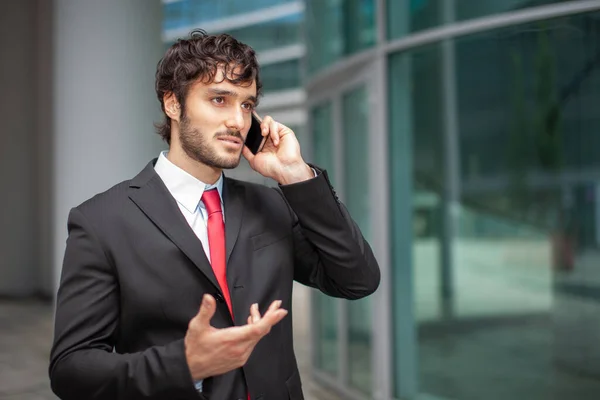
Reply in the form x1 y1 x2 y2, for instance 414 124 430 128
0 283 340 400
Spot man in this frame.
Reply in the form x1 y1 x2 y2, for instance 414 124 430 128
49 30 380 400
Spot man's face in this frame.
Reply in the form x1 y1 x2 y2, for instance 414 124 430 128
177 68 257 169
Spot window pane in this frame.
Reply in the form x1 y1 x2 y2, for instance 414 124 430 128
306 0 376 74
219 13 302 52
390 10 600 400
260 59 301 92
312 292 339 374
343 86 372 394
343 86 371 240
388 0 569 39
163 0 297 30
311 103 335 178
310 102 339 375
287 124 308 158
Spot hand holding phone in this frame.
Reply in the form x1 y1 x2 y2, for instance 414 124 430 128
242 114 312 184
244 112 267 155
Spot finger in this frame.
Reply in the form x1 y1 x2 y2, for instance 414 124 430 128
254 309 288 340
265 300 282 315
254 308 288 334
260 116 273 137
263 307 288 324
269 118 280 146
250 303 261 323
195 294 217 327
224 309 288 344
247 315 252 325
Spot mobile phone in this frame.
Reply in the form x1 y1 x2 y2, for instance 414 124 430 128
245 112 267 154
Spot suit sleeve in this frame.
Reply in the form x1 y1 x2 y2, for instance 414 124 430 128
49 208 202 400
277 168 380 299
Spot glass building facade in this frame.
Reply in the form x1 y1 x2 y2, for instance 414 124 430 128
306 1 600 399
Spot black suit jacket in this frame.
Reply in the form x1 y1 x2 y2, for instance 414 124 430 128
49 160 380 400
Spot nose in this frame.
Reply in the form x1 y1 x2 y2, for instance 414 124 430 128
225 108 245 132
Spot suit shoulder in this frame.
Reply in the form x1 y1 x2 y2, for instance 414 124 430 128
73 179 132 216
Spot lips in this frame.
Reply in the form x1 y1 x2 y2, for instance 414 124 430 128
217 136 243 147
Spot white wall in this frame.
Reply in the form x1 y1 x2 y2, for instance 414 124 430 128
52 0 164 295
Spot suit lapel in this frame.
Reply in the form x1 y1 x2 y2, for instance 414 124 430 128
223 177 244 264
222 177 245 323
128 161 220 290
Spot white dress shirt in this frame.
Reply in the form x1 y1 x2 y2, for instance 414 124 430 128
154 151 224 264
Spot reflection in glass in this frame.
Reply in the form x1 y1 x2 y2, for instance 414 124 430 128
311 104 335 178
313 293 339 375
260 60 301 92
343 86 373 394
457 0 563 21
389 10 600 400
163 0 297 30
310 103 339 375
388 0 567 39
306 0 376 74
219 13 302 52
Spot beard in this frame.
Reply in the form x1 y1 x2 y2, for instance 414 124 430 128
179 114 243 169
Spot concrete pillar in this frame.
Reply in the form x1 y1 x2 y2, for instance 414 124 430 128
53 0 164 294
0 0 39 296
38 0 55 298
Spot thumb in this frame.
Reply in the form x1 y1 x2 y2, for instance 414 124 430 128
195 294 216 327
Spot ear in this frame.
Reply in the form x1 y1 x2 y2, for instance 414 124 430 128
164 92 181 122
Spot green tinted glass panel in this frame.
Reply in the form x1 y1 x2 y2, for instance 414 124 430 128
310 102 339 375
306 0 376 74
389 10 600 400
388 48 418 399
313 292 339 375
218 13 302 52
311 103 335 180
163 0 297 30
260 59 301 92
388 0 568 39
343 85 372 394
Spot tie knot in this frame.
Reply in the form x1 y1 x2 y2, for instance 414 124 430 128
201 189 222 215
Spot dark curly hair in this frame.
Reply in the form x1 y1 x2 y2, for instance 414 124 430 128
155 29 262 144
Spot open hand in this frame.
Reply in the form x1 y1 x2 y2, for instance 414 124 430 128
184 294 288 381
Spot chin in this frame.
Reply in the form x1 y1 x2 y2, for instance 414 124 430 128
215 154 243 169
219 160 241 169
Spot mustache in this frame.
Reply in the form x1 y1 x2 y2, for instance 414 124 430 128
214 130 243 140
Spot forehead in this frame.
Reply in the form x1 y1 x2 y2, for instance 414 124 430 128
193 65 257 96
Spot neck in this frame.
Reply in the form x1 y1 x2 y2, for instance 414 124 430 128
166 141 222 185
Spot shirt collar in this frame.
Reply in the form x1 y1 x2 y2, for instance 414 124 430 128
154 151 224 213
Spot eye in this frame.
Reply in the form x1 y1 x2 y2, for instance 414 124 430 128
212 97 225 105
242 102 255 111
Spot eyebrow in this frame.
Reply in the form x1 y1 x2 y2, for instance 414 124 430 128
207 88 258 104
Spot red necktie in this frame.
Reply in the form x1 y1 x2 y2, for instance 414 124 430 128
203 190 250 400
201 189 232 316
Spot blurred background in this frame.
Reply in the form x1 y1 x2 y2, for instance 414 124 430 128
2 0 600 399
